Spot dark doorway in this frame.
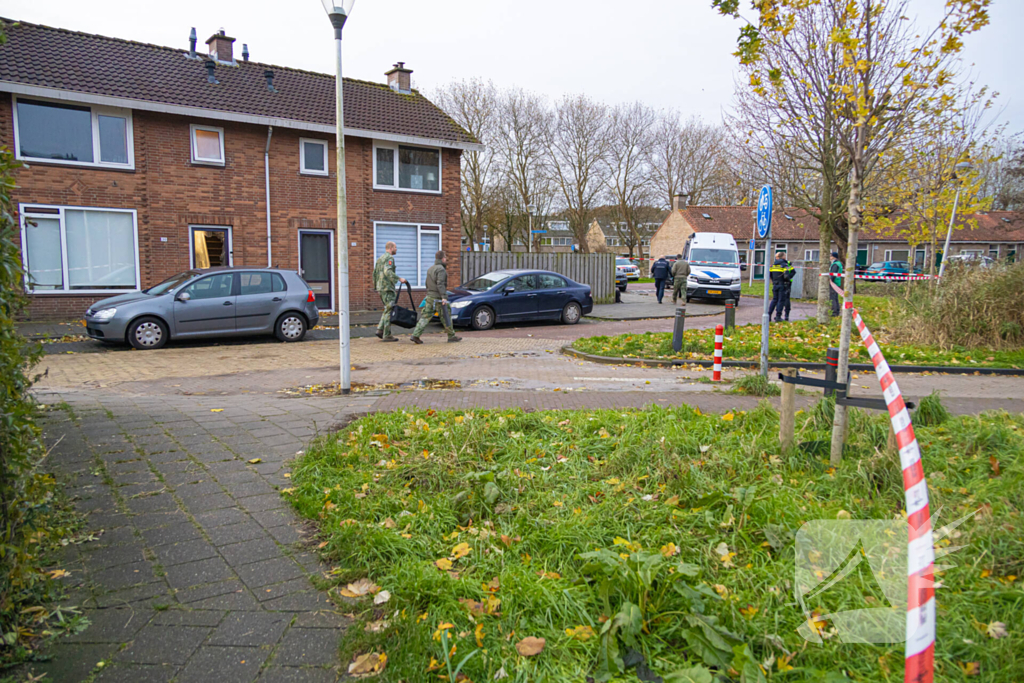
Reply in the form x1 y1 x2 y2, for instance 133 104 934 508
299 230 333 310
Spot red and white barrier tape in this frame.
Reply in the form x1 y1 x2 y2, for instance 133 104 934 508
827 279 935 683
712 324 723 381
819 273 934 282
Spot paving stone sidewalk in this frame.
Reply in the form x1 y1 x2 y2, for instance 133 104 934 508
19 389 375 683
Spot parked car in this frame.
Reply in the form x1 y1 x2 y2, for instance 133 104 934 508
944 253 995 268
861 261 923 279
447 270 593 330
84 267 319 350
616 258 640 280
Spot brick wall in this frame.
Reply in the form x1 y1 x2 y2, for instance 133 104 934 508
1 93 462 320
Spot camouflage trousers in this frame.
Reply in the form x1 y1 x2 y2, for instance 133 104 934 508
672 280 686 303
411 297 456 339
377 290 397 337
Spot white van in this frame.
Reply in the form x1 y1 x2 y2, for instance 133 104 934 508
683 232 745 303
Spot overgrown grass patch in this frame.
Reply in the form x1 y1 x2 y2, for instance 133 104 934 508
290 404 1023 681
574 295 1024 368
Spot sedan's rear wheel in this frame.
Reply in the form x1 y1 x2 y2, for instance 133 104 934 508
128 316 168 350
275 313 307 342
561 301 582 325
471 306 495 331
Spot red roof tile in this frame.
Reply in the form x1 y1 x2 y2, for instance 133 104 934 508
0 19 477 147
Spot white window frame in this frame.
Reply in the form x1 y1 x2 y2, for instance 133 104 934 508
188 225 234 269
805 249 820 262
12 95 135 170
298 229 335 311
959 248 983 257
372 221 443 288
884 249 909 262
372 140 443 195
299 138 329 176
18 204 141 294
190 124 226 166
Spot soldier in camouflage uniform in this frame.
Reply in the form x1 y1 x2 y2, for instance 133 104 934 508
373 241 406 341
411 251 461 344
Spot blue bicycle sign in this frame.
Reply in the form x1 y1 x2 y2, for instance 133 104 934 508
756 185 773 239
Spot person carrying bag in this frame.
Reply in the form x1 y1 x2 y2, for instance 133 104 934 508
410 251 461 344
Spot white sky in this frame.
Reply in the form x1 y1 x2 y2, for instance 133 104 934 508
6 0 1022 134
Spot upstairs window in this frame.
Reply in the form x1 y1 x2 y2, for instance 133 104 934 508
190 124 225 165
14 97 133 168
300 139 328 176
374 142 441 193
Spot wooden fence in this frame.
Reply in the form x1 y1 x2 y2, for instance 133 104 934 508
460 253 616 304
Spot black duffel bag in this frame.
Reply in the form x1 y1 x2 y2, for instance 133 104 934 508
389 282 418 329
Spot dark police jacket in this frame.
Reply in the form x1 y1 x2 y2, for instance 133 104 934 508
769 258 795 290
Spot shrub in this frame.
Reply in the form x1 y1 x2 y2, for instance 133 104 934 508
888 262 1024 350
913 391 950 427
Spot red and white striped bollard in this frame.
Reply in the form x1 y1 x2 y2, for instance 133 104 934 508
712 324 724 382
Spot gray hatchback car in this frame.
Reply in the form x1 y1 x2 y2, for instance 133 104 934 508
84 267 320 350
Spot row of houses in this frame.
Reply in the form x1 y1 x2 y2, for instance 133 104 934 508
485 195 1024 277
1 19 479 320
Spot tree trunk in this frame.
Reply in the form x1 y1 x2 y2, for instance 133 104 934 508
816 218 832 324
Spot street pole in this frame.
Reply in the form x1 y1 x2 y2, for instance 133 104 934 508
760 233 772 378
330 11 350 394
528 212 532 253
938 185 962 279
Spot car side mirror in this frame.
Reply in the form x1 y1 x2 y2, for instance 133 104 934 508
740 264 748 271
503 286 515 295
176 291 191 302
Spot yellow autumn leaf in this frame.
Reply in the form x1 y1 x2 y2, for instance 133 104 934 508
247 458 262 464
598 428 611 438
660 543 680 558
475 623 485 647
776 653 795 672
721 413 734 421
486 595 501 615
565 625 595 641
348 651 387 677
210 408 224 412
450 542 471 560
281 488 296 495
552 501 563 507
432 622 455 641
739 605 759 619
435 558 453 571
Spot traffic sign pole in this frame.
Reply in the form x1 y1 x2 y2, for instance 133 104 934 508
756 186 773 379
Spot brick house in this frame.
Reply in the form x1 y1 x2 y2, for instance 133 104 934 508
649 203 1024 281
0 19 480 320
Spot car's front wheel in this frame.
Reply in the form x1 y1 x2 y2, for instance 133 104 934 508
471 306 495 331
561 301 582 325
275 313 307 342
128 316 168 350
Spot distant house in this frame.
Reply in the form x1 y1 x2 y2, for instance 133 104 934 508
649 200 1024 280
0 19 480 319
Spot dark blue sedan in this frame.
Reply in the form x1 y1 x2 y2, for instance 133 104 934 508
447 270 594 330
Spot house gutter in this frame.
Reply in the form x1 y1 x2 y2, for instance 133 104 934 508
265 126 273 268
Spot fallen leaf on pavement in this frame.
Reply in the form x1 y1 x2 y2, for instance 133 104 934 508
515 636 545 657
247 458 262 464
348 651 387 677
210 409 224 412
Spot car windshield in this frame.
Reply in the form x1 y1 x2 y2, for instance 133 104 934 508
868 263 885 269
689 248 738 266
144 271 197 295
462 272 511 292
616 259 632 265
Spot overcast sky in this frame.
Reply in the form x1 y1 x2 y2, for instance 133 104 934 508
7 0 1022 134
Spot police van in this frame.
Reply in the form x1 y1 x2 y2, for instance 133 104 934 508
683 232 745 303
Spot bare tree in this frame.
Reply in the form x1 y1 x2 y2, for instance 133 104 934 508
978 134 1024 211
433 79 499 248
648 113 733 208
605 102 657 258
494 88 553 251
547 95 611 253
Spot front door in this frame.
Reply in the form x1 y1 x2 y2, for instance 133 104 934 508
191 227 232 268
173 272 236 337
499 275 539 321
299 231 333 310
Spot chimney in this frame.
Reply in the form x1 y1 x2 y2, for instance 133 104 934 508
671 194 689 211
264 70 277 93
241 44 249 62
204 59 219 84
206 29 236 63
189 27 197 58
385 62 413 93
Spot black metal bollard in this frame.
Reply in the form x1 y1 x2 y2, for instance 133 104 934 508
724 299 736 331
672 305 686 352
824 346 839 398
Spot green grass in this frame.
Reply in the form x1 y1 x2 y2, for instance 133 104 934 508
573 295 1024 369
731 374 781 397
289 404 1023 682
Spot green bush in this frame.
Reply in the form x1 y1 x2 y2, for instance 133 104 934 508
0 143 82 662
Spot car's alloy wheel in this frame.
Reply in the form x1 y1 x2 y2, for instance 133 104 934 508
472 306 494 331
562 302 581 325
277 314 306 341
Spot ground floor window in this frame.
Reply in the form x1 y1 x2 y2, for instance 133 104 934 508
541 237 572 246
884 249 909 261
20 205 139 292
374 222 442 287
805 249 820 263
190 226 232 269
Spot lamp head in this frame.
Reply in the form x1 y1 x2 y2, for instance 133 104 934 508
321 0 356 29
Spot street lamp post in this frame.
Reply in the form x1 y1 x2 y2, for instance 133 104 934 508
527 204 537 253
321 0 355 393
938 161 973 279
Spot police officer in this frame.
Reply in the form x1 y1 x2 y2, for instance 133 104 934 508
828 251 843 317
373 241 406 342
670 254 689 304
650 255 671 304
410 250 461 344
767 252 795 322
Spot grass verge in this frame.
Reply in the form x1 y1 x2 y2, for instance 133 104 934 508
289 403 1022 681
